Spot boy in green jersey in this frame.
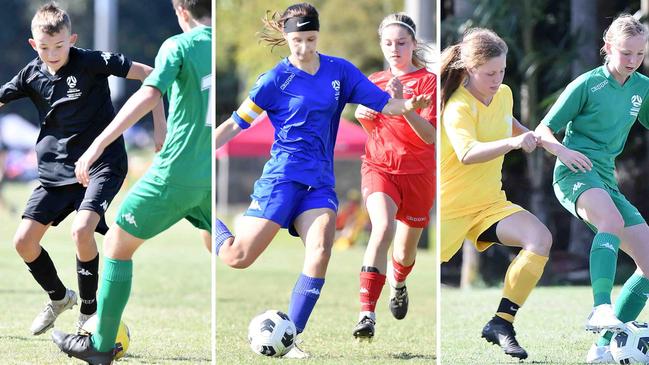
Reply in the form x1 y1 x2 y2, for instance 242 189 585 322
52 1 211 363
536 14 649 364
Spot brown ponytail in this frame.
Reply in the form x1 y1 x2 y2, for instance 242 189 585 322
258 2 319 51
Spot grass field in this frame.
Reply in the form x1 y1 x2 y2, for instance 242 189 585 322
216 224 436 364
0 181 210 365
441 285 649 364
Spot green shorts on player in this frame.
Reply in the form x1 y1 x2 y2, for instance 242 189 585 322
116 174 210 239
553 165 644 230
116 25 212 238
543 65 649 227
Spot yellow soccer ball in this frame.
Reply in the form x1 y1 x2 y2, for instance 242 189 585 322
80 315 131 360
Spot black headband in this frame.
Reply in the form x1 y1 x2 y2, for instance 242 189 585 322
283 16 319 33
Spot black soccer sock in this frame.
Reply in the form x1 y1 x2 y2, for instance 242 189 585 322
77 254 99 315
25 247 67 301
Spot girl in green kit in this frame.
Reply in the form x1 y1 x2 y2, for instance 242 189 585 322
536 14 649 363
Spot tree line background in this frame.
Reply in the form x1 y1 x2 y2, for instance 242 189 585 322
441 0 649 286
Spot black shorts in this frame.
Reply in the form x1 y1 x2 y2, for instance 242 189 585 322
22 171 124 235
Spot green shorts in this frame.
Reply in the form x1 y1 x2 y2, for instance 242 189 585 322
115 175 211 239
553 167 644 231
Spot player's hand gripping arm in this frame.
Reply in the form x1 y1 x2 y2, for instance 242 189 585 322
535 123 592 173
215 118 242 150
75 86 163 186
127 62 167 152
385 77 435 144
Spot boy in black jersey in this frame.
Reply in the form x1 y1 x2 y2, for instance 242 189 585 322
0 2 165 335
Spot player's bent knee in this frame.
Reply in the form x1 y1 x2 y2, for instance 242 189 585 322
595 213 624 235
71 224 95 245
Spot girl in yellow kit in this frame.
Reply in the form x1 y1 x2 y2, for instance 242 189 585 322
440 28 552 360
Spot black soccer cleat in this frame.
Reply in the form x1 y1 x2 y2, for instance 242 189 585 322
51 330 114 365
389 285 409 320
481 316 528 360
352 316 376 341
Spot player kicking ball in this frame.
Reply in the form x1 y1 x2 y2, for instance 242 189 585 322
51 0 211 364
0 2 163 337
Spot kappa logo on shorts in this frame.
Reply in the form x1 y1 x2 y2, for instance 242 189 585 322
249 200 261 211
406 215 426 222
327 198 338 210
572 182 584 194
631 95 643 116
100 200 108 211
121 212 138 227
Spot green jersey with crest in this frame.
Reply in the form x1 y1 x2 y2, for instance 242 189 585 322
143 25 212 188
542 65 649 187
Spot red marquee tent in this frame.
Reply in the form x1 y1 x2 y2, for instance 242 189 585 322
216 113 367 213
216 113 367 158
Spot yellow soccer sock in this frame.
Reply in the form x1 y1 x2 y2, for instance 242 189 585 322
496 250 548 323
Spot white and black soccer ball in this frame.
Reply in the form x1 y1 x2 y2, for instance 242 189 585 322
248 310 296 357
611 321 649 364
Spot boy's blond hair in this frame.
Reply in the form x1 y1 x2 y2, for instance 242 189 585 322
31 2 71 36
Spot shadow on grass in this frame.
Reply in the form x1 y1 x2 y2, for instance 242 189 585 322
390 352 435 360
0 335 50 342
125 354 210 363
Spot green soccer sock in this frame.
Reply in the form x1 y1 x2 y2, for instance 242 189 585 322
91 257 133 352
597 273 649 346
590 232 620 306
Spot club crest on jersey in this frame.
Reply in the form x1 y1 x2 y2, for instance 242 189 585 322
631 95 642 116
66 75 82 98
66 76 77 88
332 80 340 100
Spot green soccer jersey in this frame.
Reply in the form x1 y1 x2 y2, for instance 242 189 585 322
143 25 212 188
542 65 649 187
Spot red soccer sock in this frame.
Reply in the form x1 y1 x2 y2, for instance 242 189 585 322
392 257 415 283
359 271 386 312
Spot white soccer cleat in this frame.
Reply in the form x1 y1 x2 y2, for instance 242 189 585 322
585 304 624 333
30 289 77 335
283 341 309 359
75 312 95 335
586 343 614 364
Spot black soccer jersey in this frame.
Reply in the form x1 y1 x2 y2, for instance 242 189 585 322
0 47 132 186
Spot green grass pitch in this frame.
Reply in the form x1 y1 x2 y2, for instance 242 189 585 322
216 225 436 364
440 285 649 364
0 181 210 364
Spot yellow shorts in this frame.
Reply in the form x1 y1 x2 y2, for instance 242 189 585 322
440 200 524 262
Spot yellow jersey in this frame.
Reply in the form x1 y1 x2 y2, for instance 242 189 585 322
441 84 514 219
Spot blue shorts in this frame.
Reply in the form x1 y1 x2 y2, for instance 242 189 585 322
244 178 339 236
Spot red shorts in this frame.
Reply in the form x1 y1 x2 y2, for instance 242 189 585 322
361 164 435 228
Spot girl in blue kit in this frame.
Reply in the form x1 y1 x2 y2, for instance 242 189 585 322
214 2 431 358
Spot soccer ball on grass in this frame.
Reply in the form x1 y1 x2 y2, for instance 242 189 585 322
248 310 296 357
610 321 649 364
80 315 131 360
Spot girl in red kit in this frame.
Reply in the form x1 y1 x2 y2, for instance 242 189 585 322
352 12 436 341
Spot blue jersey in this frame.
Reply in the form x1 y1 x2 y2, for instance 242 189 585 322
232 54 390 188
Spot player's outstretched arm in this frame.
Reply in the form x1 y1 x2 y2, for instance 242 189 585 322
75 86 163 186
535 123 592 173
215 118 242 150
127 62 167 152
381 94 431 116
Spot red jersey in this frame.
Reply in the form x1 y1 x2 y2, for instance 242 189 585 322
359 68 436 174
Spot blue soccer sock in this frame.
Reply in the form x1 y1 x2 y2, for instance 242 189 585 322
288 273 325 334
214 219 233 256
